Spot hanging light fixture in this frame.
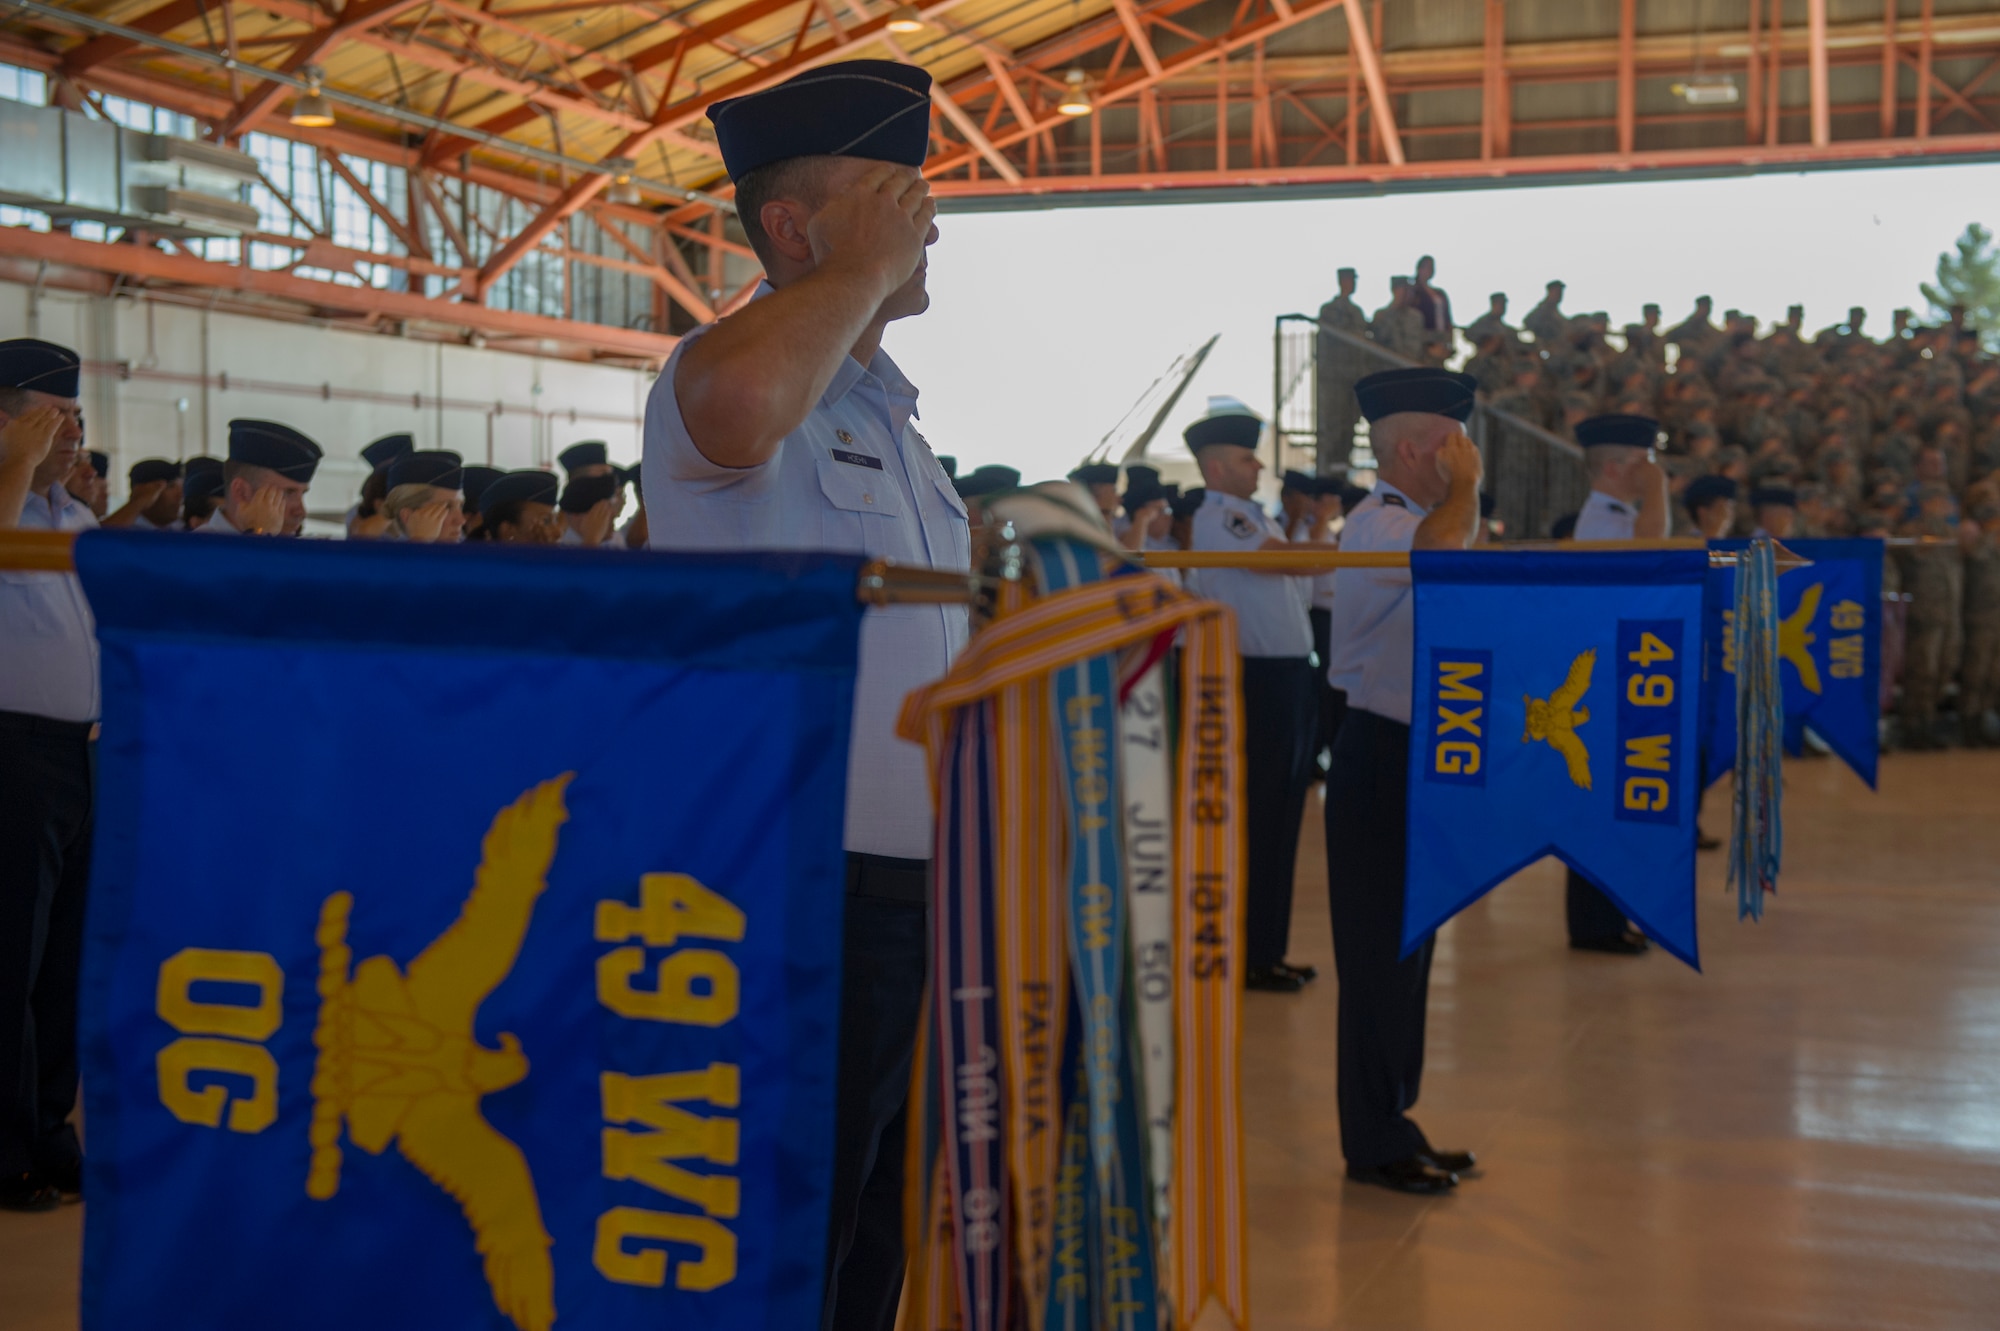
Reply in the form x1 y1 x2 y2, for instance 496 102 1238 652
1056 68 1093 117
603 156 641 205
886 4 926 32
289 65 335 128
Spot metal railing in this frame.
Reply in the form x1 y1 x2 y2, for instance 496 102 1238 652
1274 313 1589 540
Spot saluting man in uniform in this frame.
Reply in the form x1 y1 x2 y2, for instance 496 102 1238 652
0 339 96 1211
639 60 965 1331
1564 413 1671 952
199 420 324 536
1185 397 1324 993
1323 367 1484 1194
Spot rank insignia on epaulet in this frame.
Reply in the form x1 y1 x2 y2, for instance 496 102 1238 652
1380 493 1407 508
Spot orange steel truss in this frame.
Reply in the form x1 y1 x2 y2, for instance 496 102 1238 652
2 0 1998 359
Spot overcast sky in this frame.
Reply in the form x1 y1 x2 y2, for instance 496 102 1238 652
884 161 1997 484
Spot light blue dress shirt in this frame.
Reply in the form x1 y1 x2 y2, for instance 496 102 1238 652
1324 479 1426 724
642 305 971 860
1573 489 1637 541
1 482 100 723
1187 490 1312 658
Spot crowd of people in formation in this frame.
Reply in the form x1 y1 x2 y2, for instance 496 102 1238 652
1320 260 2000 749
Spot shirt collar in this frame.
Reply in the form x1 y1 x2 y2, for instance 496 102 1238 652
1374 478 1430 517
25 482 83 522
741 280 922 417
1202 489 1262 516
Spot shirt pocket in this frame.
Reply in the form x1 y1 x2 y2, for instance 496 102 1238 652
0 571 71 637
816 455 905 552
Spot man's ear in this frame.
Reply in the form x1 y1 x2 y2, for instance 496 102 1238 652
759 198 815 265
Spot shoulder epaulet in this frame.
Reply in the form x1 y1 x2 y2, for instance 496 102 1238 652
1379 493 1407 509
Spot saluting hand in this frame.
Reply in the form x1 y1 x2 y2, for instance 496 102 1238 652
0 405 64 472
401 498 459 543
575 497 617 548
239 484 289 535
1436 431 1483 490
807 163 935 302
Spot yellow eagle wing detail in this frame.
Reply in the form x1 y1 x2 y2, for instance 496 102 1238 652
1549 648 1596 712
1778 582 1824 695
1549 728 1593 790
396 1094 555 1331
405 774 572 1033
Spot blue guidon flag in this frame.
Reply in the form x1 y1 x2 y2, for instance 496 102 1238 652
1405 550 1710 968
75 533 862 1331
1702 538 1883 789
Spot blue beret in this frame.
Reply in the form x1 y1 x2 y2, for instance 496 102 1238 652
360 433 414 470
1683 475 1738 510
129 458 181 485
558 441 608 473
1750 486 1797 508
1281 470 1314 495
953 464 1019 499
560 472 618 514
1576 413 1662 449
228 419 323 482
479 470 559 518
387 449 464 491
937 455 957 479
461 465 503 506
1184 412 1262 451
0 337 81 398
88 450 109 478
1070 463 1120 486
1354 368 1477 423
711 60 933 181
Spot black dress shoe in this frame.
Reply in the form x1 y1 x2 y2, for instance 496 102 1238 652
1570 929 1651 955
1272 960 1318 984
1419 1147 1477 1174
0 1173 61 1212
1347 1156 1458 1194
1244 964 1306 993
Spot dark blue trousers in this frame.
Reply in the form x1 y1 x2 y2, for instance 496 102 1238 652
822 857 928 1331
1242 656 1317 970
0 713 92 1185
1324 709 1435 1170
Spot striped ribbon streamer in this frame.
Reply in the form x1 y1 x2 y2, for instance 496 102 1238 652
1730 538 1785 920
898 572 1250 1331
929 703 1009 1331
1032 539 1160 1331
1119 660 1177 1246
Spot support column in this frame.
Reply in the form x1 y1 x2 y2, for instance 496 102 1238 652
1807 0 1830 147
1617 0 1637 156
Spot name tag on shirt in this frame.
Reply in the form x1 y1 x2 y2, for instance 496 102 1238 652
832 448 884 471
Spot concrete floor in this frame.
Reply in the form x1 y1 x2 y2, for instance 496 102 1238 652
6 750 1999 1328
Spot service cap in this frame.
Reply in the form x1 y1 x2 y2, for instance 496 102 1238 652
1683 475 1738 511
183 455 224 481
460 465 504 507
557 441 608 474
387 449 464 491
1353 367 1477 423
227 419 324 482
953 464 1019 499
1281 469 1314 496
0 337 81 398
710 60 932 182
128 458 182 486
1069 463 1119 486
937 455 958 479
478 469 559 519
1575 413 1662 450
183 468 226 505
1749 485 1798 509
87 450 109 478
1183 395 1264 450
360 434 414 470
1169 487 1207 519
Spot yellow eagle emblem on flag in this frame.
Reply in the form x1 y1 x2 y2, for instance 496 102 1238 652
1523 649 1595 790
1778 582 1823 695
306 774 572 1331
